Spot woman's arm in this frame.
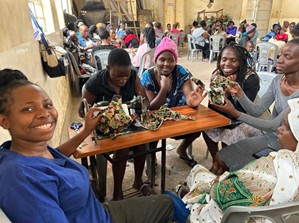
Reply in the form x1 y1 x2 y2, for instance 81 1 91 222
228 76 276 117
134 74 150 109
78 87 97 118
202 31 210 40
238 107 287 132
147 74 171 110
58 107 102 157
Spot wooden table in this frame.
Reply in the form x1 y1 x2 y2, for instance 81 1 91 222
71 105 231 200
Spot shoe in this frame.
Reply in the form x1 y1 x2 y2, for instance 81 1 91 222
179 155 198 168
138 183 157 196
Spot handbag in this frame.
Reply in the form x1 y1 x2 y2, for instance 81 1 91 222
30 10 69 78
39 38 69 78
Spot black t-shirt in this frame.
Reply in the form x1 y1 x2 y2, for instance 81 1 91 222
85 69 137 103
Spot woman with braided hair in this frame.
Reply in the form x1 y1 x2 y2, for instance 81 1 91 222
210 38 299 175
203 42 262 163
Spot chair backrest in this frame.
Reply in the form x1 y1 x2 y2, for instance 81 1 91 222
255 42 279 72
92 49 112 71
137 48 156 78
187 34 197 51
209 35 225 52
221 200 299 223
167 33 180 46
257 71 277 98
179 31 186 46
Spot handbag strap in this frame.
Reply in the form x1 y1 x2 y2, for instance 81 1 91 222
30 10 52 55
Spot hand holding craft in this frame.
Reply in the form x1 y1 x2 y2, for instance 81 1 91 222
210 98 241 118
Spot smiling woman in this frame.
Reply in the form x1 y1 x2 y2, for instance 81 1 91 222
0 69 174 223
140 37 206 167
209 38 299 175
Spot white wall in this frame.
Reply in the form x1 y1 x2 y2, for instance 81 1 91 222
0 0 71 147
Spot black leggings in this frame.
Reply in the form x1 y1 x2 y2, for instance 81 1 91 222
195 43 210 59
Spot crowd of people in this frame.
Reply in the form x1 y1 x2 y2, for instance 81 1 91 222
1 15 299 222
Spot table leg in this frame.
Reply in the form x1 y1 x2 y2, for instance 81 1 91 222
146 143 156 187
81 157 88 169
161 139 166 193
88 155 106 202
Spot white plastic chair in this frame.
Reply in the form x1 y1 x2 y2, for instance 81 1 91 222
255 42 279 72
209 35 225 63
187 34 203 62
0 209 11 223
137 48 155 78
257 71 277 98
221 200 299 223
92 49 112 71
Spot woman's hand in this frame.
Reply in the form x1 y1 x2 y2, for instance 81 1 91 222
210 98 241 118
81 107 103 135
211 70 221 80
225 80 243 97
187 84 207 107
160 74 172 92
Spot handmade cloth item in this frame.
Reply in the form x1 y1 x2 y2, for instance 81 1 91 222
94 97 132 139
141 105 196 131
208 75 233 105
154 37 178 62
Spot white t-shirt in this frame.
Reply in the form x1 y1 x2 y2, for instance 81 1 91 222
192 27 206 46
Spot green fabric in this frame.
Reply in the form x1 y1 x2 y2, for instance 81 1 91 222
211 174 268 211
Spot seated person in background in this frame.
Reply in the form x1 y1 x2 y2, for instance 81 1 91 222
282 20 289 33
79 48 155 201
190 20 198 34
226 20 237 44
154 21 164 45
109 27 121 48
177 98 299 223
77 24 98 65
288 21 296 40
203 43 261 163
238 24 256 47
131 27 156 73
291 23 299 39
209 39 299 175
250 22 259 44
123 28 139 48
192 20 210 62
141 37 206 167
77 24 97 51
116 21 126 39
88 24 100 42
212 20 227 43
262 22 281 42
268 32 288 55
0 69 174 223
164 23 171 36
91 28 116 70
245 40 256 68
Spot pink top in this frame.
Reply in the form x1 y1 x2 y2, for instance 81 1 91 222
132 43 151 68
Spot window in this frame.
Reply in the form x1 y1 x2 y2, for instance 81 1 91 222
28 0 54 34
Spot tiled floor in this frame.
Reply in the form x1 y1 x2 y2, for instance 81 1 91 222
68 48 217 200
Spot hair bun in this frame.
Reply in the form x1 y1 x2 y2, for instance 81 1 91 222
0 69 28 87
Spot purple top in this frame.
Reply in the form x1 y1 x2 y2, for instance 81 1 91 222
226 26 237 35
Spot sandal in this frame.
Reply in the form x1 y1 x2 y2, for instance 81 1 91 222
179 155 198 168
138 183 157 196
175 181 189 199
